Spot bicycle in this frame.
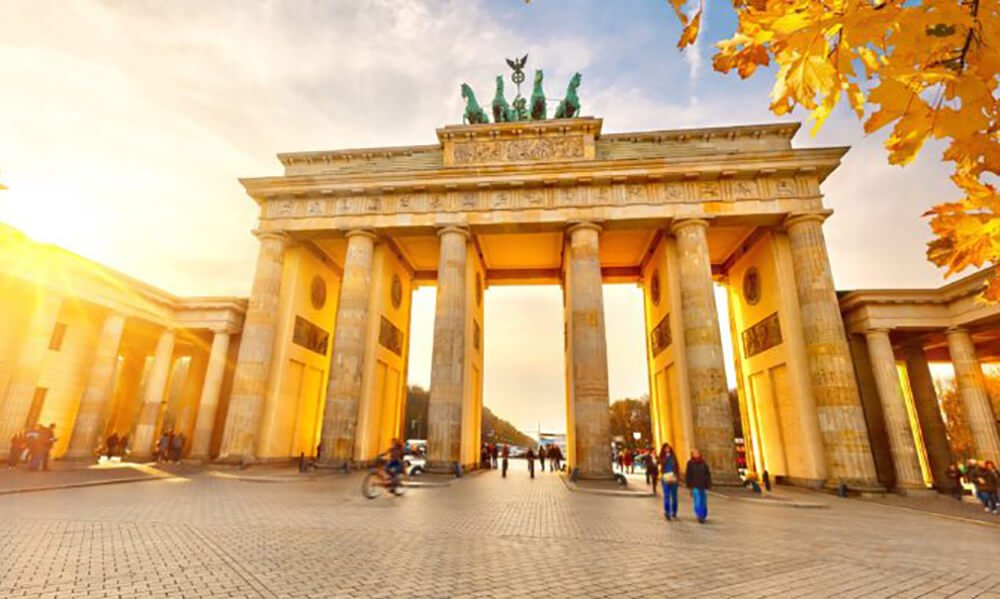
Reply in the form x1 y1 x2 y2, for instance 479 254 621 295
361 464 405 499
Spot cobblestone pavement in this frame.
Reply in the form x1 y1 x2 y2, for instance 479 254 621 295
1 465 999 598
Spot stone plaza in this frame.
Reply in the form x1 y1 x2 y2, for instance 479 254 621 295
1 467 1000 598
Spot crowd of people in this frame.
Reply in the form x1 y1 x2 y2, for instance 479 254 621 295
6 423 58 471
480 442 565 480
949 459 1000 514
154 431 186 463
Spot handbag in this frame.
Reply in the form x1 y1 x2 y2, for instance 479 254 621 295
662 471 678 484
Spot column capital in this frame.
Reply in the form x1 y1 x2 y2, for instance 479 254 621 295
864 327 892 338
437 226 471 240
208 326 235 336
566 221 602 237
783 210 833 230
344 228 377 242
945 326 969 338
252 229 290 244
669 217 711 235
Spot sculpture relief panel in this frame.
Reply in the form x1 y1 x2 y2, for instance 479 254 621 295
452 135 586 166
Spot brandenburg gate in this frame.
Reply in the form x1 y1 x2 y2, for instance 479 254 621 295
220 115 882 489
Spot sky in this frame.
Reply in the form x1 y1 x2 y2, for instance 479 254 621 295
0 1 961 436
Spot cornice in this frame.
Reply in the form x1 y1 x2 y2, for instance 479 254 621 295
241 146 847 203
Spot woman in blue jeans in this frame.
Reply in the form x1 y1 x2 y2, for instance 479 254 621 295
659 443 680 520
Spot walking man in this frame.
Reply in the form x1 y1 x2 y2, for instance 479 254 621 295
501 444 509 478
685 449 712 523
538 445 546 472
526 447 535 479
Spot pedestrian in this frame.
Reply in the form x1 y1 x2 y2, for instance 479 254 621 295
171 432 185 462
490 444 499 469
975 461 999 514
616 450 624 473
644 450 658 493
966 459 988 508
624 450 634 475
550 445 563 472
501 444 509 478
946 463 963 500
762 469 772 492
526 447 535 479
42 423 57 471
25 425 44 471
685 448 712 523
481 444 490 469
659 443 680 520
157 432 171 463
538 445 546 472
7 431 25 469
105 432 120 460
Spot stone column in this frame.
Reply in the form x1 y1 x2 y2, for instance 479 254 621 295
946 327 1000 464
903 341 953 491
564 222 613 479
217 231 289 462
66 313 127 458
864 329 925 491
426 227 470 471
785 212 879 487
0 293 63 454
131 328 176 458
187 329 231 460
670 219 738 482
319 229 376 465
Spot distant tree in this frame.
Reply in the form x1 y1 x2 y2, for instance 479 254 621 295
937 382 974 460
481 406 536 448
404 385 429 440
609 397 653 450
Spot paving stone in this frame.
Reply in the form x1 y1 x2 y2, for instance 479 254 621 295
1 468 999 597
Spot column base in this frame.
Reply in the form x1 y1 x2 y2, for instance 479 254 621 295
894 485 936 498
823 478 885 496
711 470 743 487
780 476 826 490
424 461 462 476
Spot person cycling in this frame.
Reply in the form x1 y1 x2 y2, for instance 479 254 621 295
378 438 405 494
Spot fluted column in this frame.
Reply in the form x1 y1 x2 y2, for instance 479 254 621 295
218 231 289 462
66 313 126 458
671 218 737 482
0 293 63 455
903 341 953 490
187 329 231 460
864 329 925 491
131 328 176 458
426 227 470 471
785 212 879 487
564 222 613 479
319 229 377 465
946 328 1000 464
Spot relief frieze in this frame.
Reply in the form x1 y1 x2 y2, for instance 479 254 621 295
452 135 586 166
650 314 672 357
292 315 329 356
378 315 404 357
742 312 782 358
264 174 813 220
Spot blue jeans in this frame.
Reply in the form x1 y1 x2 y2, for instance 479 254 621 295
661 481 679 516
692 487 708 521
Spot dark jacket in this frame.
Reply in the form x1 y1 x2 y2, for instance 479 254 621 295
975 468 999 493
685 457 711 490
